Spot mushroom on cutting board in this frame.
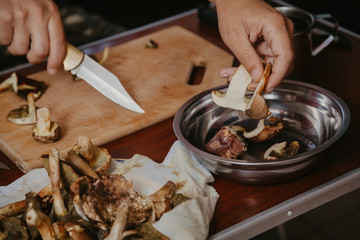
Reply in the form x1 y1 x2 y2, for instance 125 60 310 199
32 107 60 143
6 92 37 125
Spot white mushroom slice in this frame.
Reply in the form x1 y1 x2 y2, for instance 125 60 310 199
243 119 266 139
49 148 68 218
212 63 272 119
6 92 37 125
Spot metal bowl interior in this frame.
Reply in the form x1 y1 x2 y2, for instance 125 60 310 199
173 80 350 184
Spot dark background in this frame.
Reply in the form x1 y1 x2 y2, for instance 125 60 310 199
1 0 359 72
67 0 360 34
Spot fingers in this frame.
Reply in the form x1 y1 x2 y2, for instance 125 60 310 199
47 6 66 74
0 0 66 75
7 9 31 55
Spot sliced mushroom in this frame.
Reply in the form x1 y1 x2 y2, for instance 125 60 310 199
6 92 37 125
243 116 284 142
212 63 272 119
205 126 247 159
0 72 46 100
264 141 300 160
32 107 60 143
72 136 111 176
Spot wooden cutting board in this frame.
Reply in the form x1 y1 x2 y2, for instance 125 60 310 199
0 25 233 173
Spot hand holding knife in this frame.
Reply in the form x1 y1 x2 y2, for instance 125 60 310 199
63 44 145 113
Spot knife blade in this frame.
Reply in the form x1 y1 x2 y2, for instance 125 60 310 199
63 44 145 113
0 160 10 170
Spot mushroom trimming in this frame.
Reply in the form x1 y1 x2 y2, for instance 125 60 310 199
212 62 272 119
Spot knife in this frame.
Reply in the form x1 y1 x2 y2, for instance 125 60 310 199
63 44 145 113
0 160 10 170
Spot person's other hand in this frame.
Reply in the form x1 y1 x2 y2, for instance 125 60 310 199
216 0 294 92
0 0 66 74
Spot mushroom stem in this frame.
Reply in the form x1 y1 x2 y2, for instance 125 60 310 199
104 203 129 240
76 136 96 163
49 148 68 218
65 150 99 179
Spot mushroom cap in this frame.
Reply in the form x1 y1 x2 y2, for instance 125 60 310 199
32 122 61 143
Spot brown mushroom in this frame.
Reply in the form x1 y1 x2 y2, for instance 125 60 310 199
65 150 99 179
25 192 56 240
32 107 60 143
72 136 111 176
264 141 300 160
0 72 46 100
205 126 247 159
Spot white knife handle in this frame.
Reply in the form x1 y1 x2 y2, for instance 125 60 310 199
63 43 84 71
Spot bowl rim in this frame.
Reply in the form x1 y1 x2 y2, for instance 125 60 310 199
173 79 351 167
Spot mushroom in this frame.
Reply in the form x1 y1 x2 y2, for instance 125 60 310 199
0 72 46 100
32 107 60 143
212 62 272 119
72 136 111 176
149 181 176 221
53 221 71 240
205 126 247 159
264 141 300 160
49 148 68 218
25 192 56 240
0 216 29 240
63 222 95 240
42 154 80 190
243 116 284 142
6 92 37 125
103 203 133 240
65 150 99 179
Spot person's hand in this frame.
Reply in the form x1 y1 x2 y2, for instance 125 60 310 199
0 0 66 74
215 0 294 92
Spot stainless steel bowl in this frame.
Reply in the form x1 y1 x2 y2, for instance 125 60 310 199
173 80 350 184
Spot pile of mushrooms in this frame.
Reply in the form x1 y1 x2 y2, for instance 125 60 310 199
0 136 189 240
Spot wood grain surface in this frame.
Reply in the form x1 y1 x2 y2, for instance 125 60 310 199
0 25 233 172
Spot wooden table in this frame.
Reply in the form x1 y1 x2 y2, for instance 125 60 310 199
1 2 360 239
